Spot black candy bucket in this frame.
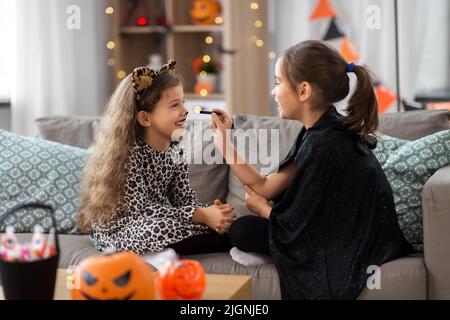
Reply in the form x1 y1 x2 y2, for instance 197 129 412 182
0 203 60 300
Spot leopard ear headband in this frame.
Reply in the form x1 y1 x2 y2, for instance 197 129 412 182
131 59 176 101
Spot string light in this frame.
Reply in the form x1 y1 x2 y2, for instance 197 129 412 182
200 89 209 96
202 55 211 63
117 70 126 79
250 2 259 10
199 71 208 77
136 16 148 26
105 6 117 78
215 17 223 24
107 58 116 66
194 105 202 113
248 2 275 58
205 36 214 44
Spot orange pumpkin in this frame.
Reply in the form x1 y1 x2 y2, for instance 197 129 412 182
70 251 156 300
190 0 222 25
155 259 206 300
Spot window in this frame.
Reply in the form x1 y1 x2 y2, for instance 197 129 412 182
0 0 16 102
415 0 450 102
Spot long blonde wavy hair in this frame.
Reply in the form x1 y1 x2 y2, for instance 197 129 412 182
77 71 180 232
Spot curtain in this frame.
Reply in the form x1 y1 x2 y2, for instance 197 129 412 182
416 0 450 94
267 0 433 114
0 0 16 102
11 0 110 136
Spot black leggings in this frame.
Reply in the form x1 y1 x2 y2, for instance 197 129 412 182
228 215 270 255
167 215 270 256
167 232 232 255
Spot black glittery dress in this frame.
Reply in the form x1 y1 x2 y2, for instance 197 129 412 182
268 106 413 300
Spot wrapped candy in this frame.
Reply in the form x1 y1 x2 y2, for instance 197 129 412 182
0 226 21 262
0 225 56 262
30 225 47 259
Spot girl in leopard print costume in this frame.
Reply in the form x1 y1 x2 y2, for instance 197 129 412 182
77 60 235 255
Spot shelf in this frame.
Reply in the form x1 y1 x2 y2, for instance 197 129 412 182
185 93 225 100
120 26 168 34
172 25 224 33
111 0 270 116
120 25 223 35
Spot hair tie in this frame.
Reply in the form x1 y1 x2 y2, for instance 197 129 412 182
347 62 355 73
132 59 177 101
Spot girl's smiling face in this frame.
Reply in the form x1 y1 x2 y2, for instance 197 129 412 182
271 58 301 120
140 85 189 144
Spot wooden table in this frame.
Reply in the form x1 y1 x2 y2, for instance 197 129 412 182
1 269 252 300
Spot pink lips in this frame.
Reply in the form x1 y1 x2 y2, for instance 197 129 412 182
175 118 186 128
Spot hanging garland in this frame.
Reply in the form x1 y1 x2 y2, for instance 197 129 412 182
310 0 397 113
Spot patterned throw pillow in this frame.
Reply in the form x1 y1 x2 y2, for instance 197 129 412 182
0 129 89 234
372 135 408 166
373 130 450 252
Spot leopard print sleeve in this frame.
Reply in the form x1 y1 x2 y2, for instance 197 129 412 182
91 140 210 254
124 141 210 224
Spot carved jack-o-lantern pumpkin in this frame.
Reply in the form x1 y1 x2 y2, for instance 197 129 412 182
70 251 156 300
155 259 206 300
190 0 222 25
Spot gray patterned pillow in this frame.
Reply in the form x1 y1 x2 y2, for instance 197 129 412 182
373 130 450 251
0 129 89 234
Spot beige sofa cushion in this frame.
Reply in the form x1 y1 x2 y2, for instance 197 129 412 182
378 110 449 140
358 255 427 300
35 116 101 149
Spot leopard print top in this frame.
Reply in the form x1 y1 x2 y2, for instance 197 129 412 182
90 137 211 254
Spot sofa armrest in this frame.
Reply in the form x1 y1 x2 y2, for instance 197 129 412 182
422 164 450 299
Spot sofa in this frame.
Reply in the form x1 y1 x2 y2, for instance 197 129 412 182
3 109 450 300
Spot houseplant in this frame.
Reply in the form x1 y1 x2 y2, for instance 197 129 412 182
192 55 221 95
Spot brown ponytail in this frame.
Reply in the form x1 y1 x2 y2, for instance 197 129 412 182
342 64 379 145
282 40 379 145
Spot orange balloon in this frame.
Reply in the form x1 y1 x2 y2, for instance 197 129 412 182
70 251 156 300
155 260 206 300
